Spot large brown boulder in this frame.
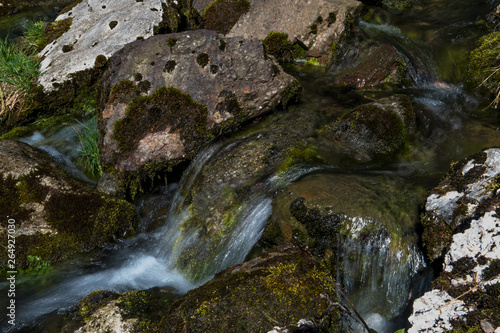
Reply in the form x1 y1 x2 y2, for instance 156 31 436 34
99 29 301 174
0 140 138 269
226 0 363 63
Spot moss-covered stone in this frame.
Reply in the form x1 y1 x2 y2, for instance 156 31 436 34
202 0 250 35
159 245 340 333
0 141 138 271
112 86 210 157
467 31 500 105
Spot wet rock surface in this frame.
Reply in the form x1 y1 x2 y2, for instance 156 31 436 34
99 29 300 173
0 140 138 269
317 95 415 163
328 39 411 89
410 148 500 332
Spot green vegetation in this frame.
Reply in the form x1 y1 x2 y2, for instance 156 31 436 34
0 36 40 94
24 20 46 49
75 116 103 178
262 31 307 62
196 52 209 67
203 0 250 34
468 31 500 107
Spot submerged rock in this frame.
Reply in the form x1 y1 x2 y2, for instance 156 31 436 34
0 140 138 269
328 39 411 89
99 29 300 174
159 245 340 332
38 0 178 91
317 95 415 163
262 172 426 319
226 0 363 63
410 148 500 332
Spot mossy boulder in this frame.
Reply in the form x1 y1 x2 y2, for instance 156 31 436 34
409 148 500 332
327 39 412 89
261 172 426 318
226 0 363 63
0 140 138 270
467 31 500 105
37 0 175 91
99 29 300 175
159 244 340 332
317 95 415 163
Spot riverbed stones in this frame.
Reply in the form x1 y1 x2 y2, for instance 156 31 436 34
99 29 300 173
409 148 500 332
0 140 138 269
317 95 415 163
226 0 363 63
37 0 175 91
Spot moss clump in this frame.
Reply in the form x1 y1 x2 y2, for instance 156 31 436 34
262 31 307 62
109 21 118 29
167 37 177 48
94 54 108 68
39 18 73 51
62 44 73 53
134 73 143 82
112 86 210 157
154 0 184 34
59 0 84 15
196 52 209 68
468 32 500 106
203 0 250 35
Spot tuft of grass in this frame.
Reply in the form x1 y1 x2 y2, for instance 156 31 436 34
74 116 103 178
24 20 46 50
0 36 41 94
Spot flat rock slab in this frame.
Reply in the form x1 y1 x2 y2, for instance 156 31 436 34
38 0 168 91
100 29 299 172
227 0 362 63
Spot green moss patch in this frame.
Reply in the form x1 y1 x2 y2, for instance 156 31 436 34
196 52 209 68
203 0 250 35
262 31 307 62
112 86 210 157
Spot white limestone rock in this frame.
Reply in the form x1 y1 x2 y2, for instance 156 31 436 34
38 0 168 91
408 290 471 333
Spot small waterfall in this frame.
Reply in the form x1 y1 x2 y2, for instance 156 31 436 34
337 216 426 332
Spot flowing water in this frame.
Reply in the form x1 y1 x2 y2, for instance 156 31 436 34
2 0 500 331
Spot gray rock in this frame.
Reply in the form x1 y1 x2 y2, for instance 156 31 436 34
99 29 300 173
227 0 363 63
38 0 171 91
